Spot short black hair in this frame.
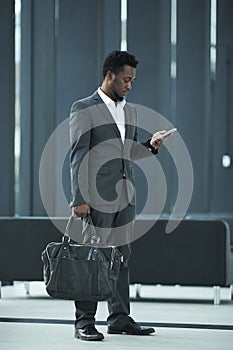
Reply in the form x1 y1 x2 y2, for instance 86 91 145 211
102 50 139 78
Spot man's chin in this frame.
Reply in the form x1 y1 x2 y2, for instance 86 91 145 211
111 90 124 102
116 93 125 102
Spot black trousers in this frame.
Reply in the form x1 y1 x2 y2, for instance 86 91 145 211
74 189 135 329
74 253 131 328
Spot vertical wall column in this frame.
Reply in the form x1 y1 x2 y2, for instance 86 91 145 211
56 0 121 126
127 0 172 214
99 0 121 62
19 0 56 215
127 0 171 114
176 0 210 212
0 0 15 215
19 0 32 215
54 0 121 216
211 0 233 211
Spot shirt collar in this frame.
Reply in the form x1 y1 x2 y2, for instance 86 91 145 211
97 87 126 108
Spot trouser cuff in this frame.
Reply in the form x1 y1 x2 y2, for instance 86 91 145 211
107 314 131 329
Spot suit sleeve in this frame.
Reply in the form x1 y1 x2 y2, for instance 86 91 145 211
130 119 158 161
69 102 91 207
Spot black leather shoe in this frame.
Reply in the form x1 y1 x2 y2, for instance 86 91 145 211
75 324 104 341
107 317 155 335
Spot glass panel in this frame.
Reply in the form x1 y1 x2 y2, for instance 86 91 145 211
15 0 21 215
171 0 177 79
121 0 127 50
210 0 217 78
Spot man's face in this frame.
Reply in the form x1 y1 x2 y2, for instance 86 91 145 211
109 65 136 102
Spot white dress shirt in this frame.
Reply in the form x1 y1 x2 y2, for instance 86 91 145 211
98 87 126 143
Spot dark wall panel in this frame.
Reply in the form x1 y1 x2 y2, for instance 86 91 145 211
56 0 121 125
176 0 210 212
127 0 172 214
55 0 121 216
0 0 15 215
56 0 101 124
20 0 56 215
211 0 233 212
32 0 56 215
127 0 171 115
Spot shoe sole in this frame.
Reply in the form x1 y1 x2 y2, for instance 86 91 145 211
75 335 104 341
107 329 155 335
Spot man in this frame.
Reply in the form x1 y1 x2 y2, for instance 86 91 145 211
69 50 170 341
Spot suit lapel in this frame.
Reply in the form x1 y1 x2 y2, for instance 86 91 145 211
124 103 136 141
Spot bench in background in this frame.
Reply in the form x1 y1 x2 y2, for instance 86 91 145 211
0 216 232 304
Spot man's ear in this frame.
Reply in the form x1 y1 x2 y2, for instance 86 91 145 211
106 71 115 82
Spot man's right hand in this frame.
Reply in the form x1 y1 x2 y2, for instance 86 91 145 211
72 204 90 218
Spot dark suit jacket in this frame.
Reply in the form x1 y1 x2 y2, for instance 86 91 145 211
69 91 157 208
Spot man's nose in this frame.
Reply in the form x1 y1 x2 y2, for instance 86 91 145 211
126 82 132 90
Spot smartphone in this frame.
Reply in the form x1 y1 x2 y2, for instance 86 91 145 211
158 128 177 140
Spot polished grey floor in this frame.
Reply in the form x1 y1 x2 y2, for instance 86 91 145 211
0 282 233 350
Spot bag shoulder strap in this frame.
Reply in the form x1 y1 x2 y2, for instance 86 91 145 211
64 215 74 238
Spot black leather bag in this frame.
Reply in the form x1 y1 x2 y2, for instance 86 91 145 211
41 215 121 301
